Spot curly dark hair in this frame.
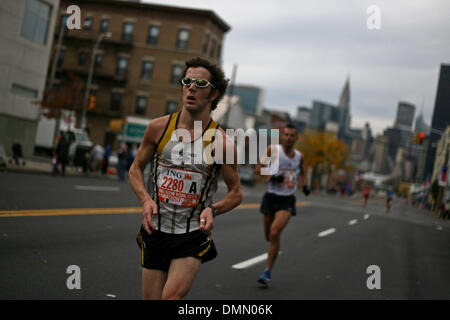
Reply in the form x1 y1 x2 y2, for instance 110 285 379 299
179 57 229 111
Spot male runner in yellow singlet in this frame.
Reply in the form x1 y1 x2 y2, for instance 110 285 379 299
129 58 242 300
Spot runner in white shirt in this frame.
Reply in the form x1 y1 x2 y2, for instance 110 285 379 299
255 123 310 287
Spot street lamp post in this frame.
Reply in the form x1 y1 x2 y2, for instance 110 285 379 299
81 32 111 129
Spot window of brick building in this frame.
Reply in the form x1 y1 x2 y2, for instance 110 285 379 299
110 92 122 111
176 29 190 49
171 64 183 85
122 22 134 42
147 25 160 45
135 96 147 115
84 17 93 31
166 100 178 114
100 19 109 33
141 61 154 80
202 34 209 54
78 51 88 66
116 57 128 77
94 53 103 68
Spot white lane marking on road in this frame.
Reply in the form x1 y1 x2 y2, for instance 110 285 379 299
348 219 358 225
436 225 443 231
232 251 281 270
317 228 336 237
363 214 370 220
74 185 120 192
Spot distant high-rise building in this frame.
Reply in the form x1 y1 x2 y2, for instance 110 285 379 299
337 76 350 109
424 64 450 181
414 113 431 135
310 100 348 140
228 84 265 117
293 106 310 133
337 76 351 133
394 101 415 131
296 106 310 124
310 100 336 130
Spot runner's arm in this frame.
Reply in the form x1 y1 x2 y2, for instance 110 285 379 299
255 145 271 176
129 116 168 233
213 133 242 215
199 132 242 232
129 123 157 205
299 156 308 186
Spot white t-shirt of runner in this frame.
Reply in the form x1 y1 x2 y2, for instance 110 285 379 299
266 144 301 196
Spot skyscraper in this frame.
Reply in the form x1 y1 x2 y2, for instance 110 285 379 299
337 76 351 133
228 84 265 117
423 64 450 181
414 113 430 135
394 101 415 131
338 76 350 109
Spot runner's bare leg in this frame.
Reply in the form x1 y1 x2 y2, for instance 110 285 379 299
266 210 291 270
142 269 167 300
161 257 201 300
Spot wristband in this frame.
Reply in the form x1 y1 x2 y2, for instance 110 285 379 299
208 205 218 217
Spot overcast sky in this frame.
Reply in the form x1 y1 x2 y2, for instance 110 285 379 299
143 0 450 135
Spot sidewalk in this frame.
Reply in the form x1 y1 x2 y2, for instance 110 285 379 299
1 155 118 180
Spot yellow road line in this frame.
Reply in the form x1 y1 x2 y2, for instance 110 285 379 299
0 207 142 218
0 202 310 218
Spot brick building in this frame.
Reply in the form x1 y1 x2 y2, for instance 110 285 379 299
51 0 230 147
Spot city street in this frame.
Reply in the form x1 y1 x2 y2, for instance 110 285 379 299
0 172 449 300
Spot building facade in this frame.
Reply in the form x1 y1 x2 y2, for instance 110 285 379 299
394 101 415 131
51 0 230 146
228 84 265 117
310 100 348 137
0 0 60 157
424 64 450 181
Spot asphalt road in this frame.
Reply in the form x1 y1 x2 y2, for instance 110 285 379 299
0 172 449 300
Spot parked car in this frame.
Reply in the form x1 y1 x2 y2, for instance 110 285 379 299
239 165 256 186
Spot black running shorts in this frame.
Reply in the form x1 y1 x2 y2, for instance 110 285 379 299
136 226 217 271
260 192 297 216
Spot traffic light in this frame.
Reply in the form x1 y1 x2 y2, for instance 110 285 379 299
418 132 424 145
413 132 425 145
413 133 419 144
88 95 96 110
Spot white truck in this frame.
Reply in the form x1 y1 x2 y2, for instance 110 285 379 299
34 116 58 156
34 109 77 156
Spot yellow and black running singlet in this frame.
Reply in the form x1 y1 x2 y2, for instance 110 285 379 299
148 112 220 234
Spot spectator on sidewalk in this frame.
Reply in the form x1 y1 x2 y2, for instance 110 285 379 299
101 144 111 175
52 132 70 177
439 199 449 220
126 144 137 171
117 143 128 181
89 143 105 173
12 142 25 166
